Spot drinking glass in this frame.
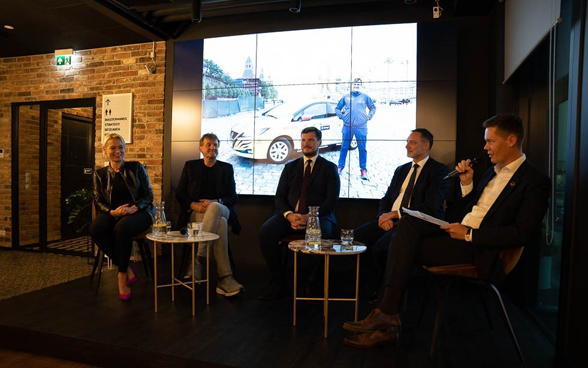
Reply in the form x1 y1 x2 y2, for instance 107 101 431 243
340 229 354 247
165 221 172 234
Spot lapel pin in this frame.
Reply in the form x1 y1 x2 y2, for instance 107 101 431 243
510 181 516 186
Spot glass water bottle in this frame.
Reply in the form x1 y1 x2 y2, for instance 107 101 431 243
152 201 167 236
305 206 321 249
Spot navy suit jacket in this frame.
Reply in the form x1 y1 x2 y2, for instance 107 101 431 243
275 155 340 225
175 159 241 235
453 160 550 284
378 158 450 220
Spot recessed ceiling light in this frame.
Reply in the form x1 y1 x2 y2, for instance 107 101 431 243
4 25 15 30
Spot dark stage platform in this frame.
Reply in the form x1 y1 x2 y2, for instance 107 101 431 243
0 257 554 368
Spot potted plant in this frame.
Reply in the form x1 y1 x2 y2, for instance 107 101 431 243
65 188 93 233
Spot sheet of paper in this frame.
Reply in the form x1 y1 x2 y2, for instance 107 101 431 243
402 207 449 226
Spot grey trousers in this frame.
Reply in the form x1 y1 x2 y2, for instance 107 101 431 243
189 202 232 277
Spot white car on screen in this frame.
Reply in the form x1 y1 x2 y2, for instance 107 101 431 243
229 101 357 164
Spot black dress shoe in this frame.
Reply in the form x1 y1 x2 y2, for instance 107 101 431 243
343 308 401 333
344 330 398 348
258 283 287 300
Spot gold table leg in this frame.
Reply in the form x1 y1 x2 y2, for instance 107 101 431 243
206 242 210 305
293 250 297 326
324 254 330 338
171 243 175 302
192 243 196 316
355 253 360 321
154 241 158 313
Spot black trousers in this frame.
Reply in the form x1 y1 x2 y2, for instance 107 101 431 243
259 213 336 285
354 219 396 294
381 216 474 313
89 211 152 273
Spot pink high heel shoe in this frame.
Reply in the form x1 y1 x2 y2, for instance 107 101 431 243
119 292 132 301
126 266 139 287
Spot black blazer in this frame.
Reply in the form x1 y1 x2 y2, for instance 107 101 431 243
454 160 550 284
275 156 340 225
175 159 241 235
378 158 450 219
93 161 155 216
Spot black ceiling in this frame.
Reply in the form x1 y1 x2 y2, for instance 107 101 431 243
0 0 495 58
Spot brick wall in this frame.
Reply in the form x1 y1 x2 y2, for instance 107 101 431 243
0 42 166 248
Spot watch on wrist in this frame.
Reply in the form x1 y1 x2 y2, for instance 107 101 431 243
464 228 472 242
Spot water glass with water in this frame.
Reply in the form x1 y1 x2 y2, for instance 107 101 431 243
341 229 354 247
165 221 172 234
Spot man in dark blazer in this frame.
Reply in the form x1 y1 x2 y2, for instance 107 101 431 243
176 133 243 297
354 128 449 301
343 113 550 348
258 127 340 300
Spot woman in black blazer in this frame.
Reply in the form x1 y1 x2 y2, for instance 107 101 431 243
89 133 155 301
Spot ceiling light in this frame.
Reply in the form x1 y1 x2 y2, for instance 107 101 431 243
3 25 15 30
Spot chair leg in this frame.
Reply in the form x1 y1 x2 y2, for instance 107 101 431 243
90 247 101 283
95 251 105 296
488 284 524 363
429 278 450 358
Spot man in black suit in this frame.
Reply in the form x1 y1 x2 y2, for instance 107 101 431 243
258 127 340 300
176 133 244 297
354 128 449 302
343 113 550 348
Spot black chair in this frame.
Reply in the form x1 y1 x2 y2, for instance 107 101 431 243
421 246 525 362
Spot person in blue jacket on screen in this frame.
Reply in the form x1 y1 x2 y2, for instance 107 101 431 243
335 77 377 180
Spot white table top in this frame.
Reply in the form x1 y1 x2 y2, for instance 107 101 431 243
288 239 366 255
146 230 219 244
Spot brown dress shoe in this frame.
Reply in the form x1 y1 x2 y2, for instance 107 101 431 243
344 330 399 348
342 308 401 333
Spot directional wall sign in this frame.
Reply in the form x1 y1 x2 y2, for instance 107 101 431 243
101 93 133 144
55 48 73 66
56 55 71 65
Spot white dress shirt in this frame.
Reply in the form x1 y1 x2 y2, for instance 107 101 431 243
391 156 430 217
461 154 527 239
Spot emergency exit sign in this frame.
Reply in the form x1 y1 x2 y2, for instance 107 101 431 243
55 48 73 66
56 55 71 65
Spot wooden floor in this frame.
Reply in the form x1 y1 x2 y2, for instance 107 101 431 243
0 349 100 368
0 254 555 368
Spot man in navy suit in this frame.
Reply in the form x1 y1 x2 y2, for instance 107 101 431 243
176 133 244 297
258 127 340 300
343 113 550 348
354 128 449 302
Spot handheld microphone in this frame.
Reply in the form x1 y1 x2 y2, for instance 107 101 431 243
444 157 483 180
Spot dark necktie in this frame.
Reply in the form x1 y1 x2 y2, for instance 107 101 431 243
400 163 420 210
298 159 312 214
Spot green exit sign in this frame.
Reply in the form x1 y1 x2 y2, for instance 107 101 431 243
56 55 71 65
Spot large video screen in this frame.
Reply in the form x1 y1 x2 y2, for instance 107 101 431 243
200 23 417 199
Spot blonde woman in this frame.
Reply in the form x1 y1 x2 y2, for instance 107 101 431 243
90 133 154 300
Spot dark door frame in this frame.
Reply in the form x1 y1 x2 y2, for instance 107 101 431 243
11 98 96 250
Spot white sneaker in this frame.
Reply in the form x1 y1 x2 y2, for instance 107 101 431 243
216 275 244 297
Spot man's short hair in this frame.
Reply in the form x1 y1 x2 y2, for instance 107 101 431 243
353 78 362 84
411 128 434 149
482 113 525 148
301 126 322 141
200 133 220 146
